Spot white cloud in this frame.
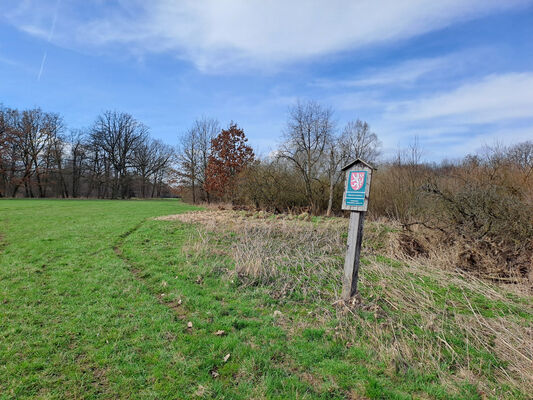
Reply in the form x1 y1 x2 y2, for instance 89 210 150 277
2 0 531 72
331 71 533 159
449 127 533 154
314 56 452 88
311 46 494 89
388 72 533 123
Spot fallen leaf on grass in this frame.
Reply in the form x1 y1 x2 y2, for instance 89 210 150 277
194 385 206 396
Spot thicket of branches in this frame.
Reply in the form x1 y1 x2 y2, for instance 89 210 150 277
371 141 533 280
0 106 174 198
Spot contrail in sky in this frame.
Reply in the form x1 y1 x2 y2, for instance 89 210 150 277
37 0 61 81
37 52 47 81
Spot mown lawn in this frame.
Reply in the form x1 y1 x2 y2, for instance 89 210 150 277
0 200 530 399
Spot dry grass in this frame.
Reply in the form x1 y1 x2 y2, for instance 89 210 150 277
339 256 533 395
158 209 347 297
157 209 533 396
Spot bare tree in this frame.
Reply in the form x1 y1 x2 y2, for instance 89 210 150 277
321 120 381 215
0 105 9 164
64 129 88 198
279 100 334 213
324 134 350 216
194 117 219 202
85 133 111 198
176 127 200 203
47 133 69 198
342 119 381 163
90 111 148 198
1 104 178 199
0 106 19 197
134 139 157 198
134 138 174 198
176 117 219 203
12 109 64 197
150 141 175 198
0 107 27 197
507 141 533 184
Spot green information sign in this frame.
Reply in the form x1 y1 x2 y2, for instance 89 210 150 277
345 170 367 207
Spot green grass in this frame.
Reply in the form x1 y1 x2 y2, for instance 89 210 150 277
0 200 530 399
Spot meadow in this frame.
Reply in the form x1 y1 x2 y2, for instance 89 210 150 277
0 199 531 399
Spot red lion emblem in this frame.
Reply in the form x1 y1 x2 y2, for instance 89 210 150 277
350 172 365 191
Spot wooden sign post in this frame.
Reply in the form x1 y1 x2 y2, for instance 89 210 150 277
340 158 374 300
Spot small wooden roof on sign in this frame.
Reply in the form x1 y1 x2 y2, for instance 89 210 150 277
341 158 375 171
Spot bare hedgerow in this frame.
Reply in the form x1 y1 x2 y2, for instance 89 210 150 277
420 178 533 281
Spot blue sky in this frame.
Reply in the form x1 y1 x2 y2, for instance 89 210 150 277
1 0 532 160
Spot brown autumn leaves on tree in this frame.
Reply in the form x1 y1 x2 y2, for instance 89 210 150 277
205 123 254 203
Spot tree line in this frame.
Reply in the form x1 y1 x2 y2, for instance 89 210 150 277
0 106 174 198
1 100 380 212
2 100 531 226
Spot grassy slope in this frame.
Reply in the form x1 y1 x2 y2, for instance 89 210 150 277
0 200 530 399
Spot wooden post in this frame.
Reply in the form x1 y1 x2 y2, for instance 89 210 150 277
340 158 374 300
342 210 365 299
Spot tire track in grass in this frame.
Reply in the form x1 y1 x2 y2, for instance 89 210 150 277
0 200 200 398
112 218 189 318
0 233 6 255
111 217 353 398
63 220 152 397
112 220 146 274
0 215 9 256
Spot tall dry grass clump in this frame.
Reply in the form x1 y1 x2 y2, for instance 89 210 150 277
161 209 347 299
230 221 345 298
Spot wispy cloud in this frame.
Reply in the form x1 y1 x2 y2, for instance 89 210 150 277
313 56 452 88
365 71 533 158
319 69 533 158
387 72 533 123
2 0 531 72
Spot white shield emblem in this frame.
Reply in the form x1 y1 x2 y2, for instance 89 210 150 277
350 172 365 191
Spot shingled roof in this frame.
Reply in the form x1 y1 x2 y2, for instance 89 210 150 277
341 158 375 171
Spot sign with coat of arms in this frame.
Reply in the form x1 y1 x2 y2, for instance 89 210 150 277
346 171 367 206
341 159 373 212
